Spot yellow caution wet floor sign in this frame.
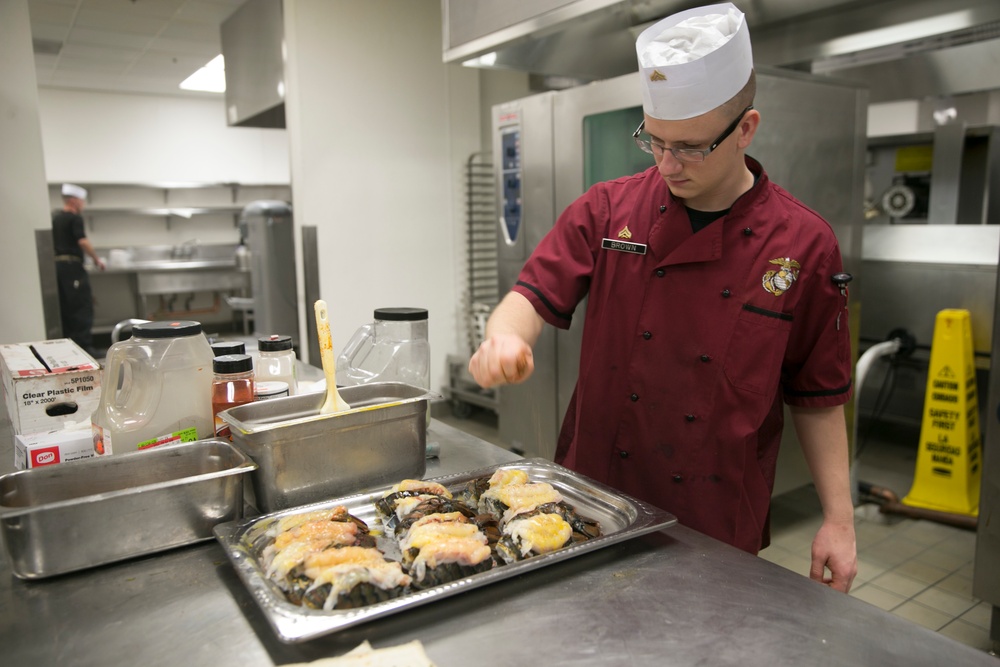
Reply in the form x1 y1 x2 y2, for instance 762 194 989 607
902 309 981 517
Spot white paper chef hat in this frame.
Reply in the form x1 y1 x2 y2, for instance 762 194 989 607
62 183 88 200
636 2 753 120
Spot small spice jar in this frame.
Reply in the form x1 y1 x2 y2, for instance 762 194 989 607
212 354 255 439
257 334 297 395
211 340 246 357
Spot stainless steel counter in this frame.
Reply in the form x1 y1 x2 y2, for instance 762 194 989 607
90 260 249 295
0 421 993 666
94 259 245 273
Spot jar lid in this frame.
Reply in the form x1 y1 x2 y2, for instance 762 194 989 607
255 381 289 397
258 334 293 351
373 307 428 322
211 340 246 356
213 353 254 374
133 320 202 338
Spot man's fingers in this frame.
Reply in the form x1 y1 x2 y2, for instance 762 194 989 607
808 557 825 584
809 558 855 593
468 345 499 388
468 338 533 388
501 349 532 384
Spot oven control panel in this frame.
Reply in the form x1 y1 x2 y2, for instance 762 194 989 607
499 123 521 245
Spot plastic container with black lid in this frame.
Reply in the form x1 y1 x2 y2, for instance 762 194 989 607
211 340 246 357
256 334 297 395
336 308 429 390
92 320 214 454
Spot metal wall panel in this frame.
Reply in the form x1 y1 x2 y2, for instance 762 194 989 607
220 0 286 128
444 0 1000 100
443 0 584 52
301 225 320 367
857 130 1000 430
34 230 61 340
860 260 996 354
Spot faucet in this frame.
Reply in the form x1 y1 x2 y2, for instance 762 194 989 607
172 238 200 259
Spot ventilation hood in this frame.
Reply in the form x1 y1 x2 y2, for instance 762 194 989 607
221 0 286 129
443 0 1000 101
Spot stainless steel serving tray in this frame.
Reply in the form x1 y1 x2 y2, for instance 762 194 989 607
0 439 256 579
214 458 676 643
219 382 435 513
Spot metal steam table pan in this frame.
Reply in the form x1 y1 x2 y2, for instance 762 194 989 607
218 382 433 513
0 438 256 579
214 457 677 643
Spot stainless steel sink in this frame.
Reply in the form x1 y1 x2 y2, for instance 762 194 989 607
87 243 253 331
127 259 239 271
136 266 249 295
96 243 246 273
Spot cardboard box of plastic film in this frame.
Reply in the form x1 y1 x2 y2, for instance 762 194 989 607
0 339 101 437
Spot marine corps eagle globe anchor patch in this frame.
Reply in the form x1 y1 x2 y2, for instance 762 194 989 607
762 258 800 296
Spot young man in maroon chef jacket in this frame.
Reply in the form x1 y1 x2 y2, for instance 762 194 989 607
469 2 858 593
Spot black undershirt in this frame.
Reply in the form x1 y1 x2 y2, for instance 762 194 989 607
684 174 758 234
686 207 729 233
685 171 760 233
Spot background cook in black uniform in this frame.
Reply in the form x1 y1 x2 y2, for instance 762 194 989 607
52 183 105 355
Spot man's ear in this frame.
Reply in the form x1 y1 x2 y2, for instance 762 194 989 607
737 108 760 149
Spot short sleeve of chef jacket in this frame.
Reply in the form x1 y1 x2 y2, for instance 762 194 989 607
511 173 633 330
512 172 852 410
773 204 853 409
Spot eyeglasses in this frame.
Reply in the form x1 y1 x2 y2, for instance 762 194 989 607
632 106 753 163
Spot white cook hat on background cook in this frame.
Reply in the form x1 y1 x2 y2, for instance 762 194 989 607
62 183 88 200
636 2 753 120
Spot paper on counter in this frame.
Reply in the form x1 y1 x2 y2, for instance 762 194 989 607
285 640 436 667
296 379 327 395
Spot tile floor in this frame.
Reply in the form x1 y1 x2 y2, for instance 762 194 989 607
766 422 996 657
436 408 998 658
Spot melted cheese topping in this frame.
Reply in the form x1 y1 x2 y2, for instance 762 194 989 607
487 468 529 488
267 507 348 537
505 513 572 557
401 521 486 554
303 547 411 611
481 482 563 522
266 537 336 580
411 537 492 582
392 495 436 521
303 545 388 572
398 512 468 541
387 479 452 499
272 518 358 551
264 507 361 580
411 511 467 526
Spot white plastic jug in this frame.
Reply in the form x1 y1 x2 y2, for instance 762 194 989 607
91 320 214 455
335 308 430 390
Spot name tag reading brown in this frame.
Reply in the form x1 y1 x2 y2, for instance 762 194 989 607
601 238 648 255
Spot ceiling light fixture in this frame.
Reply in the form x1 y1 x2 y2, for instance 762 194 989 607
462 51 497 68
179 55 226 93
